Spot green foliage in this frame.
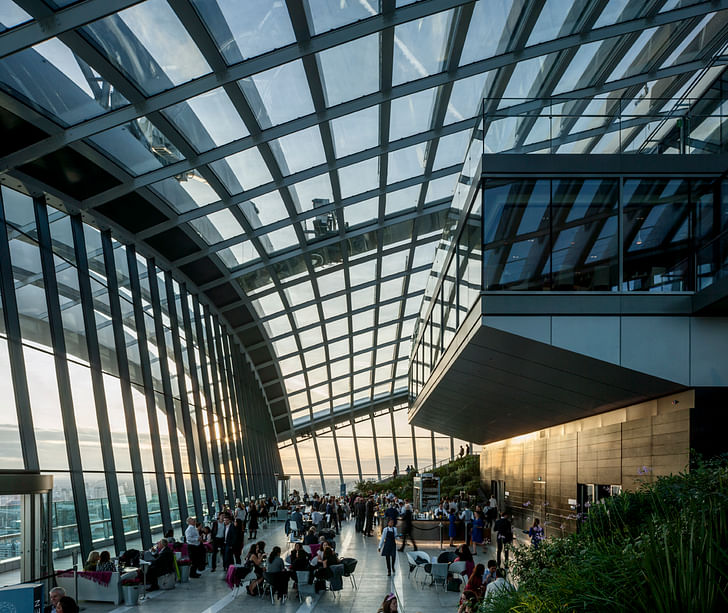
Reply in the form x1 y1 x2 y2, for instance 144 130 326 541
352 454 481 500
482 456 728 612
433 454 480 499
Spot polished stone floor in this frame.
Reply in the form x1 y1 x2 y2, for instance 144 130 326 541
71 519 499 613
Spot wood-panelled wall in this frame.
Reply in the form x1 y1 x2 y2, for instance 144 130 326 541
479 390 693 536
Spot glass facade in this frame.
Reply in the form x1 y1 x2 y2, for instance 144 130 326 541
0 185 280 564
410 171 726 398
277 404 480 494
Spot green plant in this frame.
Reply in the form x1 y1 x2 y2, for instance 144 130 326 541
482 456 728 612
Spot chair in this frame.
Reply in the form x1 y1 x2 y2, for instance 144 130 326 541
341 558 358 589
448 561 467 592
296 570 316 602
422 562 449 590
437 551 457 564
327 564 344 600
406 552 425 581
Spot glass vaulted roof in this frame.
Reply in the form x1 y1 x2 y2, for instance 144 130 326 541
1 0 727 440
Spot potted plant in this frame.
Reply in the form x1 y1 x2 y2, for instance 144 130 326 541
177 558 192 583
121 574 141 605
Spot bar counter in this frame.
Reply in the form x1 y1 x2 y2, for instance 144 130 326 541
396 518 466 541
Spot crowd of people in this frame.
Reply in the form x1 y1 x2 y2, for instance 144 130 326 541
45 486 542 611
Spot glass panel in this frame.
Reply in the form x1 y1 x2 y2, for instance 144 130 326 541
272 126 326 175
623 178 691 291
392 10 453 86
192 0 296 64
239 190 289 228
330 106 379 158
551 179 619 291
388 143 427 183
69 362 105 471
306 0 379 34
26 347 67 470
338 158 379 199
240 59 314 128
318 33 379 106
0 40 127 124
0 336 23 468
0 2 31 30
211 147 273 194
163 88 249 152
389 87 437 141
83 0 211 95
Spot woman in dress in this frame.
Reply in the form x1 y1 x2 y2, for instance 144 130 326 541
471 510 485 555
233 518 245 564
448 507 458 547
247 502 259 540
245 542 265 595
378 518 398 576
464 563 486 598
528 518 544 548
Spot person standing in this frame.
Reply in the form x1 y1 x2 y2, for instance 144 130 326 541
365 497 375 536
378 518 398 576
247 501 259 540
459 445 464 458
233 518 244 564
397 504 417 552
528 518 544 548
355 497 366 533
222 514 236 569
185 516 203 577
460 503 474 546
211 512 225 572
471 510 485 555
448 507 458 547
494 512 513 568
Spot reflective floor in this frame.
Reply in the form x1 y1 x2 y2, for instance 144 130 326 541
72 519 496 612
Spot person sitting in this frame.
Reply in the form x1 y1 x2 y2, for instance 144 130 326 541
45 587 65 613
55 596 79 613
458 590 479 613
464 563 486 598
290 506 304 537
96 551 116 572
316 542 339 580
164 529 176 544
484 568 513 599
303 527 318 545
83 551 100 571
484 559 497 585
455 543 474 578
146 539 175 591
289 542 309 573
245 542 266 596
266 546 289 599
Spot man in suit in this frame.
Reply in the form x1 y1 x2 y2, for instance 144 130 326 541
222 513 237 570
146 539 175 591
211 512 225 572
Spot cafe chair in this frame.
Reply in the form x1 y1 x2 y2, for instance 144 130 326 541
296 571 316 602
448 561 467 591
327 564 344 600
422 562 449 590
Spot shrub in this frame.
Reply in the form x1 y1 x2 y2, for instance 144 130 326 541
482 456 728 612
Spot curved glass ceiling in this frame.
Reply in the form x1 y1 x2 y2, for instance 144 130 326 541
0 0 727 440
